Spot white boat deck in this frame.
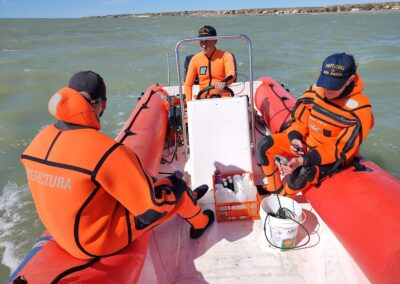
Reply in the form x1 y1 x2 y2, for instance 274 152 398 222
138 83 370 283
137 142 370 284
138 194 369 284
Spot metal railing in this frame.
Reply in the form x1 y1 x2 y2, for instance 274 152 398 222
175 34 255 160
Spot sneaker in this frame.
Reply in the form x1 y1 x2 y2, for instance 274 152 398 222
193 184 208 200
190 209 214 239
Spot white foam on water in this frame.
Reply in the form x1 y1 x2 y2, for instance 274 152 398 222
0 182 34 275
1 49 17 52
1 241 20 274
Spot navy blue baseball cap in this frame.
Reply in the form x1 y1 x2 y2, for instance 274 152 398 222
316 53 356 91
198 25 217 37
68 71 106 100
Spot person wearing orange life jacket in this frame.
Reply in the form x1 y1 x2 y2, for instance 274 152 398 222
20 71 214 259
184 25 236 101
257 53 374 196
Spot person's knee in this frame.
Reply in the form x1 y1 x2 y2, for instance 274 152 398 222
256 136 274 165
155 175 187 201
134 209 167 230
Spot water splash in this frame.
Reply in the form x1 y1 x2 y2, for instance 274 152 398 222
0 182 42 276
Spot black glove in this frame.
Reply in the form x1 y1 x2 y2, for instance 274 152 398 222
154 184 172 199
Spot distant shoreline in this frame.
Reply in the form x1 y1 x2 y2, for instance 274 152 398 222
87 1 400 18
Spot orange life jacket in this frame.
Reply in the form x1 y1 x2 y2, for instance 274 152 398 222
184 48 236 101
20 88 181 259
288 75 374 165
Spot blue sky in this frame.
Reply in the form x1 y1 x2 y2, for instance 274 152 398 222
0 0 389 18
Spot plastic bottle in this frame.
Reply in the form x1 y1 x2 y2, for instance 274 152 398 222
225 188 236 203
227 177 234 191
247 180 257 201
233 175 242 182
242 172 251 181
215 183 223 191
236 188 247 202
234 179 244 193
232 187 246 210
214 167 223 185
215 186 226 203
233 175 242 192
242 173 251 190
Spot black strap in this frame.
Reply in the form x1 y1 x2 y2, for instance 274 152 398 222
327 158 345 177
268 83 294 133
352 157 373 172
326 156 372 179
50 257 101 284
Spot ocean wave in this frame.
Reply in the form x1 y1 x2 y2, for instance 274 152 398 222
1 49 17 52
1 241 20 277
116 120 125 127
0 182 37 276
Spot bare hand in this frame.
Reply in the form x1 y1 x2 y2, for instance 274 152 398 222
290 139 305 155
275 159 289 176
214 82 226 94
278 157 304 176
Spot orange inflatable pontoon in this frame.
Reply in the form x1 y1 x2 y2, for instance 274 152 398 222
255 76 400 284
8 77 400 284
8 85 168 284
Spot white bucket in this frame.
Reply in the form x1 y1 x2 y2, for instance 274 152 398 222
259 195 305 250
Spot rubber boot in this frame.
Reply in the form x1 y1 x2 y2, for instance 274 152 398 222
193 184 208 200
190 209 214 239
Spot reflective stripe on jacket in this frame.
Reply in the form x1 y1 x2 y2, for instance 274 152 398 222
21 88 177 259
288 75 374 165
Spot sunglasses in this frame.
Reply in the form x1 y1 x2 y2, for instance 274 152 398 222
87 97 107 109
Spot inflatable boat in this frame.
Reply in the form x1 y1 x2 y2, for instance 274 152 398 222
8 35 400 284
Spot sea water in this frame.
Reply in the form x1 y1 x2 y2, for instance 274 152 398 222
1 13 399 281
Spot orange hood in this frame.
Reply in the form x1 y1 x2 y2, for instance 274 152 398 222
48 87 101 130
350 74 364 95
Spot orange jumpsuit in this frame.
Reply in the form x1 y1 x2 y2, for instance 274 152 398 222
257 75 374 195
21 87 209 259
184 48 236 101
